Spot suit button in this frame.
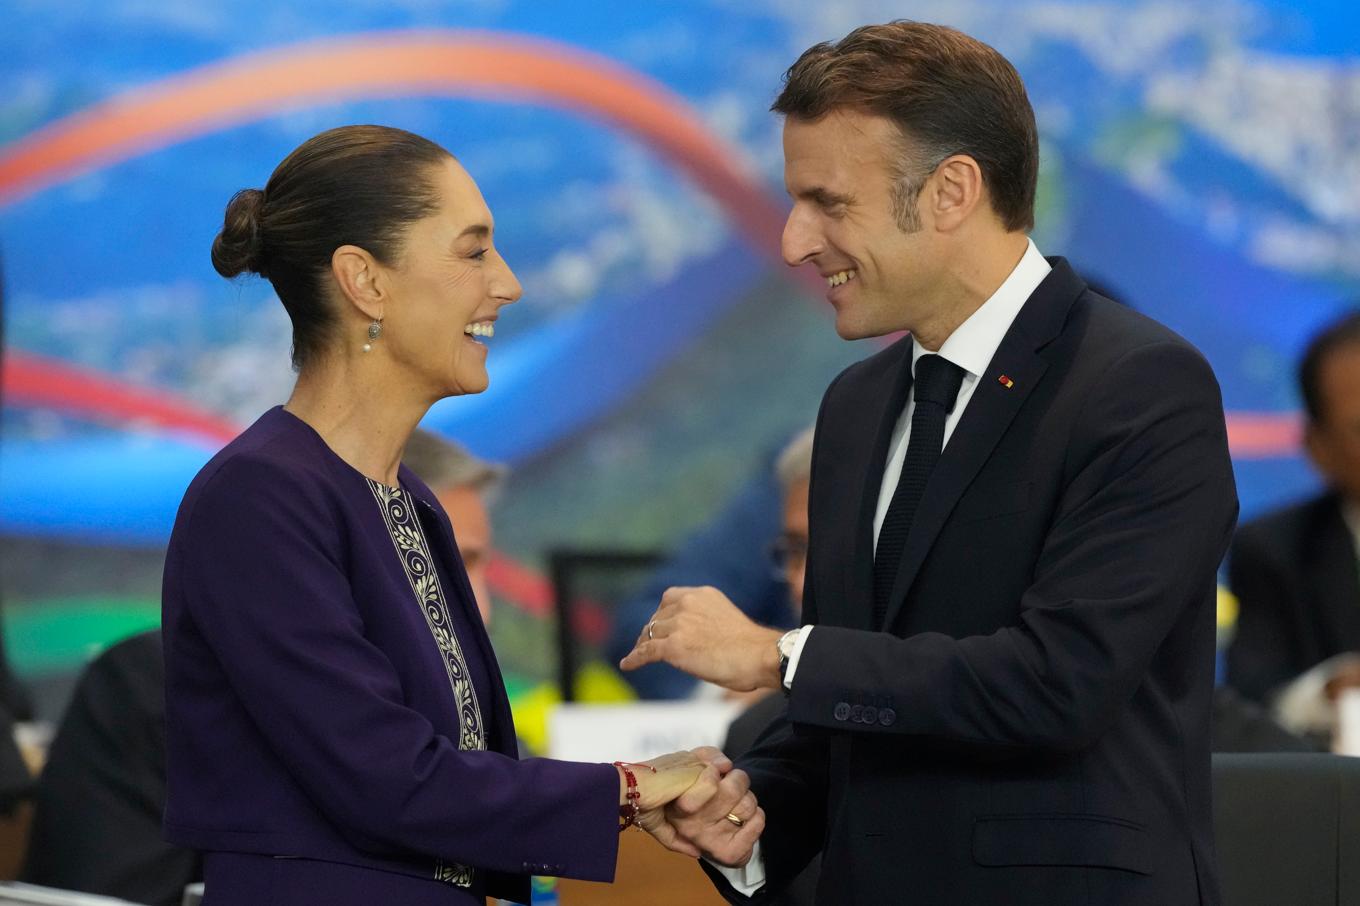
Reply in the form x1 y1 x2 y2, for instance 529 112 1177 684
850 704 863 722
862 705 878 724
834 702 851 721
878 707 897 727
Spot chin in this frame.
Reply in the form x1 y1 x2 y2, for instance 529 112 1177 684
833 314 880 342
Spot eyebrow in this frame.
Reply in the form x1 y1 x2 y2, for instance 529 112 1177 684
793 187 854 207
457 223 492 240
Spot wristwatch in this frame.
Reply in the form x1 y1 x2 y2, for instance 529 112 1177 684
776 628 801 692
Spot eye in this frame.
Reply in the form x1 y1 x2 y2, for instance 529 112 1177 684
469 248 489 261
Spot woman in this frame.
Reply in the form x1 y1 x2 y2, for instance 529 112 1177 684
162 125 757 905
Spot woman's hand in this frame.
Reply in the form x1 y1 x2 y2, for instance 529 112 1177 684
617 747 739 858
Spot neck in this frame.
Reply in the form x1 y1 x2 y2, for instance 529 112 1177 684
910 230 1030 351
285 352 433 487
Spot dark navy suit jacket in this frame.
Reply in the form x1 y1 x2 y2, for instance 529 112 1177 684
162 407 618 905
707 260 1238 905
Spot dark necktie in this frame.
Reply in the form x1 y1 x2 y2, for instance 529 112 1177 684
872 354 966 629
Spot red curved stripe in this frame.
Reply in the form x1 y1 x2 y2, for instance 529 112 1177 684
0 30 807 285
4 351 239 443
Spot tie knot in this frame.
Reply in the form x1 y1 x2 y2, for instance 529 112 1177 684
913 354 965 412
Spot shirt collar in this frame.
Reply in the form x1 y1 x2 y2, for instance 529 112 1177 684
911 238 1052 379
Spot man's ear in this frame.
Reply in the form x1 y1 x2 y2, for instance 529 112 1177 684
927 155 984 232
331 244 386 322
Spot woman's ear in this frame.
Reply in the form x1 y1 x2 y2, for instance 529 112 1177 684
331 245 386 322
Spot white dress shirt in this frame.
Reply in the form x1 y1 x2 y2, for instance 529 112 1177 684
713 239 1051 896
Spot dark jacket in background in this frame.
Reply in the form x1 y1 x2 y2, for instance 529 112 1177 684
1226 492 1360 703
21 630 199 906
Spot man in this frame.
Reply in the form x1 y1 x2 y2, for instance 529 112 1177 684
400 428 507 626
1227 311 1360 739
624 21 1237 905
20 430 505 904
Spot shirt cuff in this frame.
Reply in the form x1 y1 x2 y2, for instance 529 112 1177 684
783 625 814 689
705 841 767 896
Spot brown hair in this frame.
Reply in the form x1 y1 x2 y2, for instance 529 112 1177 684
772 21 1039 233
211 125 452 368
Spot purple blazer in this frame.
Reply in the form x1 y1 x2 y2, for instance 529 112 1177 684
162 407 618 905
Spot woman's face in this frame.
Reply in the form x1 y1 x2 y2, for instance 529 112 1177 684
381 158 521 397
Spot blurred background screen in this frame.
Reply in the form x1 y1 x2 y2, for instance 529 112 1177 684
1 0 1357 720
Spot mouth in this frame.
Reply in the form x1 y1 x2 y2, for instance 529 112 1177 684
825 269 857 290
463 319 496 345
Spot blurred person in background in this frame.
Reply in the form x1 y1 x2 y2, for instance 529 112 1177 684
1228 310 1360 743
399 429 506 628
722 427 819 906
607 454 795 701
722 426 813 757
20 630 194 905
163 124 754 906
18 430 502 905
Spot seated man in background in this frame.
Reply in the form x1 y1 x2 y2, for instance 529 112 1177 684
608 443 799 700
20 431 504 904
20 629 194 905
399 429 507 626
1228 311 1360 741
724 427 813 758
722 427 819 906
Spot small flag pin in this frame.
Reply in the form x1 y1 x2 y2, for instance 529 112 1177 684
998 374 1014 389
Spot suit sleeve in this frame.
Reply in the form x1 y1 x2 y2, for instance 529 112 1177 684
786 341 1238 753
1225 525 1306 703
172 458 620 880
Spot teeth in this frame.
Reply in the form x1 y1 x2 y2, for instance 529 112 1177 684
463 321 495 338
826 269 857 288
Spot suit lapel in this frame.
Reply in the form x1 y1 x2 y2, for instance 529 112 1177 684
844 341 916 630
881 259 1084 631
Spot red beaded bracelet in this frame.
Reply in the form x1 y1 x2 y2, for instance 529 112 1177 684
613 761 656 831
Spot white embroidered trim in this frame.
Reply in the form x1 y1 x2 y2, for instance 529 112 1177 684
368 480 485 887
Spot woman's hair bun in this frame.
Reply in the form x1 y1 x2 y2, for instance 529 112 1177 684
211 188 267 278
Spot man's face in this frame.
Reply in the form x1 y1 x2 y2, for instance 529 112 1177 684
1307 343 1360 503
781 109 944 340
780 478 810 612
436 484 495 626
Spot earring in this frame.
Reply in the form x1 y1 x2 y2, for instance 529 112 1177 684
362 318 382 353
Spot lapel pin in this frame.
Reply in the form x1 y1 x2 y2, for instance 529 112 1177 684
998 374 1015 389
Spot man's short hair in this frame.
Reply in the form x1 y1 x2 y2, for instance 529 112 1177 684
775 426 815 495
772 20 1039 233
402 429 507 497
1299 310 1360 425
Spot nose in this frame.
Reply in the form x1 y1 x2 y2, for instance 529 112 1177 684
781 204 823 269
491 249 523 306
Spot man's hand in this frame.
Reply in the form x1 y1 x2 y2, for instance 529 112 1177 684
665 766 766 867
619 586 784 692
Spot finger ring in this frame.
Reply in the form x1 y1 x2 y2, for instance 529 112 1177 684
725 812 744 827
647 622 655 640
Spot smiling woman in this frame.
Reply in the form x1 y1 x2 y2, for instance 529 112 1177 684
161 125 752 906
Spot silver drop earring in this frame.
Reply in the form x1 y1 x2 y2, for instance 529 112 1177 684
362 318 382 353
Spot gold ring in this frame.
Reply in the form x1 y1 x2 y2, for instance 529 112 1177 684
725 812 744 827
647 622 655 640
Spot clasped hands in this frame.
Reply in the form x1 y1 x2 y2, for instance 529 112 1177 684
622 747 764 868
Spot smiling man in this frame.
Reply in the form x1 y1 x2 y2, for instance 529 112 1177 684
625 21 1238 906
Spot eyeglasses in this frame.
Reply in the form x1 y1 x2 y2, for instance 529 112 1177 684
768 534 809 574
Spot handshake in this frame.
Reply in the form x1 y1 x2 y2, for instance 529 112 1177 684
613 747 763 868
